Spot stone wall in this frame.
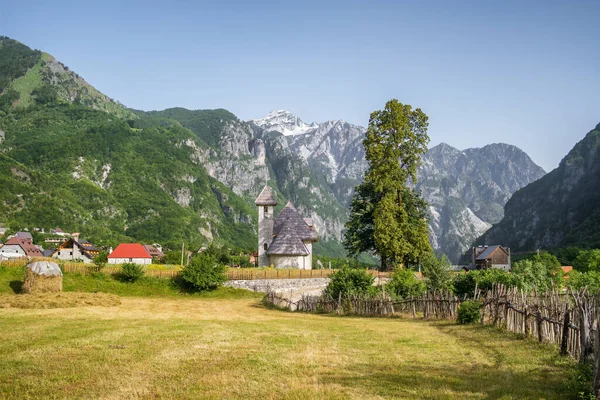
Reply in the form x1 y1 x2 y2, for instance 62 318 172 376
224 278 330 293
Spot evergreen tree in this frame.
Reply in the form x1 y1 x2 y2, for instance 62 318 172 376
344 99 432 269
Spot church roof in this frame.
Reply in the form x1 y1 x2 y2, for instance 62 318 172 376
273 201 317 241
255 186 277 206
267 201 317 256
267 221 310 256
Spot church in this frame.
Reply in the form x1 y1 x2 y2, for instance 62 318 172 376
255 186 317 269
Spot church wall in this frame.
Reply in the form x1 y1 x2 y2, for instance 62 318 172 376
270 254 311 270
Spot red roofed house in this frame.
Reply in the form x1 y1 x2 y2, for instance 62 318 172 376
0 237 42 258
108 244 152 265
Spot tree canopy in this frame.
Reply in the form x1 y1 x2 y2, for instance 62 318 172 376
344 99 432 269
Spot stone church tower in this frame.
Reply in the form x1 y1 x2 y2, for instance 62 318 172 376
255 186 277 268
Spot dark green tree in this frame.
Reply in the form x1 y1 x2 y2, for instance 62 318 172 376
344 99 432 269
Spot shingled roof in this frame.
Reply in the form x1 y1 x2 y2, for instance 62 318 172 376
273 202 317 241
475 245 505 260
267 221 310 256
255 186 277 206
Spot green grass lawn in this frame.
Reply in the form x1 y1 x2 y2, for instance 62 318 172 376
0 266 579 399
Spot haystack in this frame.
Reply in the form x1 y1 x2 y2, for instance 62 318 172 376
22 261 63 294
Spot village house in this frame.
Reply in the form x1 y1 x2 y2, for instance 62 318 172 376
15 231 33 241
51 234 99 264
472 245 511 270
0 237 43 259
108 244 152 265
51 228 70 237
256 186 317 269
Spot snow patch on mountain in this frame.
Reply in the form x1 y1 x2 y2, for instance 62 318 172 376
252 110 318 136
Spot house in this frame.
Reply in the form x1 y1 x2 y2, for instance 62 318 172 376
15 231 33 241
0 224 7 236
256 186 318 269
0 237 43 258
108 244 152 265
249 252 258 267
52 228 70 237
51 236 99 264
472 245 511 270
143 244 164 260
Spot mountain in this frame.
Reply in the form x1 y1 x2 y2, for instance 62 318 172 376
0 36 134 119
252 111 546 262
419 143 546 261
0 37 548 261
476 123 600 251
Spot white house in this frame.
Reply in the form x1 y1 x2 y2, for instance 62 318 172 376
256 186 317 269
107 243 152 265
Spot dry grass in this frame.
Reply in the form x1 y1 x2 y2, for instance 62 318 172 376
0 296 575 399
0 292 120 309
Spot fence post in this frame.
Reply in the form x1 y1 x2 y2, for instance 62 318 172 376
560 304 570 356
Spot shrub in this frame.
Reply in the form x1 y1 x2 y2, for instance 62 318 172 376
457 300 482 324
180 253 226 291
93 251 108 269
386 268 425 299
422 253 453 292
323 267 374 299
120 263 145 283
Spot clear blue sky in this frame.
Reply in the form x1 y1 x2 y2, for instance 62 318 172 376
2 0 599 171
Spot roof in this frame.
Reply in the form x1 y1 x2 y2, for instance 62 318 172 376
475 245 508 261
267 221 310 256
15 232 33 240
3 237 42 257
273 202 317 241
143 244 164 257
255 186 277 206
53 238 98 259
561 266 573 274
108 244 151 259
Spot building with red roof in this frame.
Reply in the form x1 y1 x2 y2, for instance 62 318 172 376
107 244 152 265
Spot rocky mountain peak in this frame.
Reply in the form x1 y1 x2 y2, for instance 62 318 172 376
252 110 318 136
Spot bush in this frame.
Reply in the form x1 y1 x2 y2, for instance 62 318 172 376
386 268 425 299
422 253 453 292
323 267 375 299
180 253 226 291
120 263 145 283
457 300 482 324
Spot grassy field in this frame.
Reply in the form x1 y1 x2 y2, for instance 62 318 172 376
0 267 578 399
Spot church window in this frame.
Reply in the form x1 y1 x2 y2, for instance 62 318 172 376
264 206 268 214
264 243 268 251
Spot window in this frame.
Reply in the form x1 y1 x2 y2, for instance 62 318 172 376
130 258 133 262
264 206 268 214
263 243 268 251
69 251 73 256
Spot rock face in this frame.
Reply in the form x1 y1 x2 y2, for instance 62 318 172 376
418 143 546 262
476 123 600 251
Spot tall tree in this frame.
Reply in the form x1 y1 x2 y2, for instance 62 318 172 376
344 99 431 269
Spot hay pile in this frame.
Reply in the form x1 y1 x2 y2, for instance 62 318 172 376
0 292 121 309
22 261 63 294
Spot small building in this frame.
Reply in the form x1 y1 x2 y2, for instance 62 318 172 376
143 244 164 260
0 237 43 258
15 231 34 241
108 244 152 265
51 237 99 264
0 224 8 236
51 228 70 237
472 245 511 271
256 186 318 269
